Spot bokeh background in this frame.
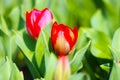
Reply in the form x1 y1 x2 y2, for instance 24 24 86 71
0 0 120 80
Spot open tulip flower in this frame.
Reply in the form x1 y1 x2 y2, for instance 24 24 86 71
51 22 78 55
26 8 53 39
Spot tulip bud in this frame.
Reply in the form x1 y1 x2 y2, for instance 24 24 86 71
54 55 71 80
26 8 53 39
51 22 78 55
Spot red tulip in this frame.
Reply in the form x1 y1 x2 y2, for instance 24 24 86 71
51 22 78 55
26 8 53 39
54 55 71 80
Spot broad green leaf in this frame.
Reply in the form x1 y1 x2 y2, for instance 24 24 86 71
70 41 91 73
45 53 57 80
112 28 120 53
4 35 17 59
76 28 90 50
8 6 20 30
35 0 50 9
0 30 17 59
9 63 23 80
109 47 119 62
0 57 24 80
68 72 90 80
15 30 40 78
0 0 20 15
0 16 9 35
20 0 33 20
91 9 118 38
35 24 51 70
0 37 5 58
65 0 96 27
0 57 11 80
109 28 120 61
109 61 120 80
15 30 33 61
83 28 112 59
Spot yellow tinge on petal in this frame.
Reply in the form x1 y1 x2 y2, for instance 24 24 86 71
54 31 70 55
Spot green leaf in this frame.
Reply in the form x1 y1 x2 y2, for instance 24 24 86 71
109 28 120 61
70 41 91 73
20 0 33 20
5 35 17 59
68 72 90 80
15 30 40 78
76 28 90 50
66 0 96 27
112 28 120 53
109 61 120 80
15 30 33 61
83 28 112 59
8 6 20 30
0 57 12 80
45 53 57 80
100 63 110 73
109 47 119 63
0 37 5 58
91 9 119 37
35 0 50 9
0 57 24 80
0 16 9 35
9 63 23 80
0 30 18 59
35 30 50 70
34 79 40 80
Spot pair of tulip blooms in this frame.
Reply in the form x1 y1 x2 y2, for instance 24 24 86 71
26 8 78 56
26 8 78 80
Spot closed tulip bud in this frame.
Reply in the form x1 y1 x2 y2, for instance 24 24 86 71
51 22 78 55
54 55 70 80
26 8 53 39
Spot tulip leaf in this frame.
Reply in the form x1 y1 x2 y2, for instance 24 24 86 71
91 9 119 38
9 63 23 80
111 28 120 57
35 0 50 9
34 79 40 80
100 63 110 73
0 57 23 80
109 61 120 80
15 30 40 78
20 0 33 20
5 35 17 59
35 23 51 70
42 27 51 66
8 6 20 30
70 41 91 73
0 30 17 59
0 16 9 35
15 30 33 61
68 72 90 80
83 28 112 59
76 28 90 50
45 53 57 80
0 37 5 58
0 57 12 80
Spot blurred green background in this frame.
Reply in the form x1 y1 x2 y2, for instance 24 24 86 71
0 0 120 80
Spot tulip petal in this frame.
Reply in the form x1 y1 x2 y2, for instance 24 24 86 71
51 22 78 55
38 8 53 29
26 8 53 39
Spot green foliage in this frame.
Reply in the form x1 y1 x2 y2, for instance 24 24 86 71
0 0 120 80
